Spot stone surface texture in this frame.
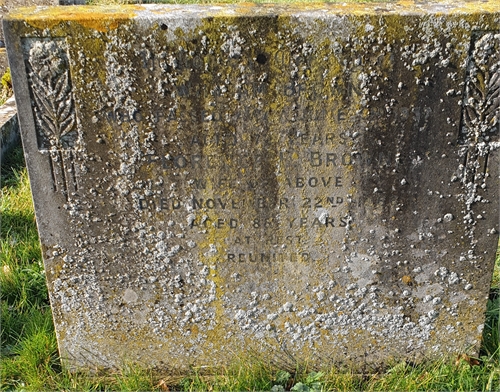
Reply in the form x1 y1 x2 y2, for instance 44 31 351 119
4 2 500 371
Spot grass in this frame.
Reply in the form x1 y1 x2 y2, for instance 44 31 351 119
1 145 499 391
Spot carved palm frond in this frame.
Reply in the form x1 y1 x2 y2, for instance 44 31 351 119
60 112 76 138
54 71 69 101
27 40 77 149
462 33 500 136
484 61 500 128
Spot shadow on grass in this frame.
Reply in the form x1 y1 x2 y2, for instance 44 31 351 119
0 210 37 238
1 145 25 186
480 290 499 359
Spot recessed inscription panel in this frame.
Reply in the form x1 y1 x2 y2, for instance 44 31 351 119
4 4 500 371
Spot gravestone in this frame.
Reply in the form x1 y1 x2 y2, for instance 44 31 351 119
4 3 499 371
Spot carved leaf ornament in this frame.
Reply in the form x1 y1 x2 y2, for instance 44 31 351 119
458 32 499 212
462 33 500 140
28 40 76 149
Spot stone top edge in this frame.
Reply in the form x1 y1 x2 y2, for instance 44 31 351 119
5 1 500 21
0 96 17 130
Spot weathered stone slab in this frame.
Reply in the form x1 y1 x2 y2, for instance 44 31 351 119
0 95 19 163
4 3 499 371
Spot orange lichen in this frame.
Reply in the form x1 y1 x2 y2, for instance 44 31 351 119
8 5 143 32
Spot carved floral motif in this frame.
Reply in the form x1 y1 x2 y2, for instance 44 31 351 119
462 33 500 141
23 39 79 200
459 32 499 213
27 40 77 149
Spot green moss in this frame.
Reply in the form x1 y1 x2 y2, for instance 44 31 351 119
1 67 12 90
0 68 13 105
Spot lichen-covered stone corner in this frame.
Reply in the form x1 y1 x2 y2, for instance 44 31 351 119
3 2 499 371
